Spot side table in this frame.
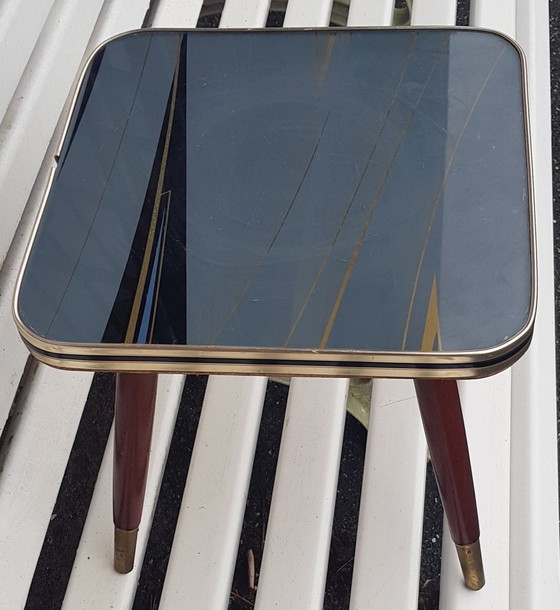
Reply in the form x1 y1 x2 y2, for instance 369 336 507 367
14 27 534 590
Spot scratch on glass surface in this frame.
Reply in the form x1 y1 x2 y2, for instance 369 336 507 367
401 47 506 351
318 33 451 350
210 110 332 343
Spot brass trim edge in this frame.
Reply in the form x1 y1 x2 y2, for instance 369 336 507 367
12 27 536 381
24 333 530 379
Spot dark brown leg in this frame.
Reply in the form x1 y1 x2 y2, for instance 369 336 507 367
113 372 158 573
414 379 485 590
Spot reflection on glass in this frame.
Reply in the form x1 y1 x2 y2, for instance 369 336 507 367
17 29 531 356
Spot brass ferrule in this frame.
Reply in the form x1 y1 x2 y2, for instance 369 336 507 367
456 540 485 590
114 527 138 574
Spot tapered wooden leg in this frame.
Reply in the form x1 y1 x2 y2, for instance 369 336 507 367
113 372 158 573
414 379 485 591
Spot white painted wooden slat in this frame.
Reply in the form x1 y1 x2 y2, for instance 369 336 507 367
285 0 334 28
347 0 394 26
439 374 512 609
509 0 560 607
0 0 56 121
254 379 349 609
471 0 516 39
0 191 41 434
151 0 205 28
0 0 106 269
410 0 456 26
87 0 151 43
350 381 426 610
62 375 185 610
160 377 267 609
0 365 93 610
221 0 272 27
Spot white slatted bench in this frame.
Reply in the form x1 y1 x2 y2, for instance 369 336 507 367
1 1 559 608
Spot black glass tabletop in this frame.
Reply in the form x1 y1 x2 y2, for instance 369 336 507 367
14 28 535 377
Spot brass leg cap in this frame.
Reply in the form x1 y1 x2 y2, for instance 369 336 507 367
114 527 138 574
456 540 485 590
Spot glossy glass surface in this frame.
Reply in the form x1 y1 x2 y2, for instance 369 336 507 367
17 29 532 363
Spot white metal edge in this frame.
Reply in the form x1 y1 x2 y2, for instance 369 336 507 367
509 0 560 606
62 375 185 610
350 380 427 610
255 378 349 609
0 365 93 610
160 376 267 609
